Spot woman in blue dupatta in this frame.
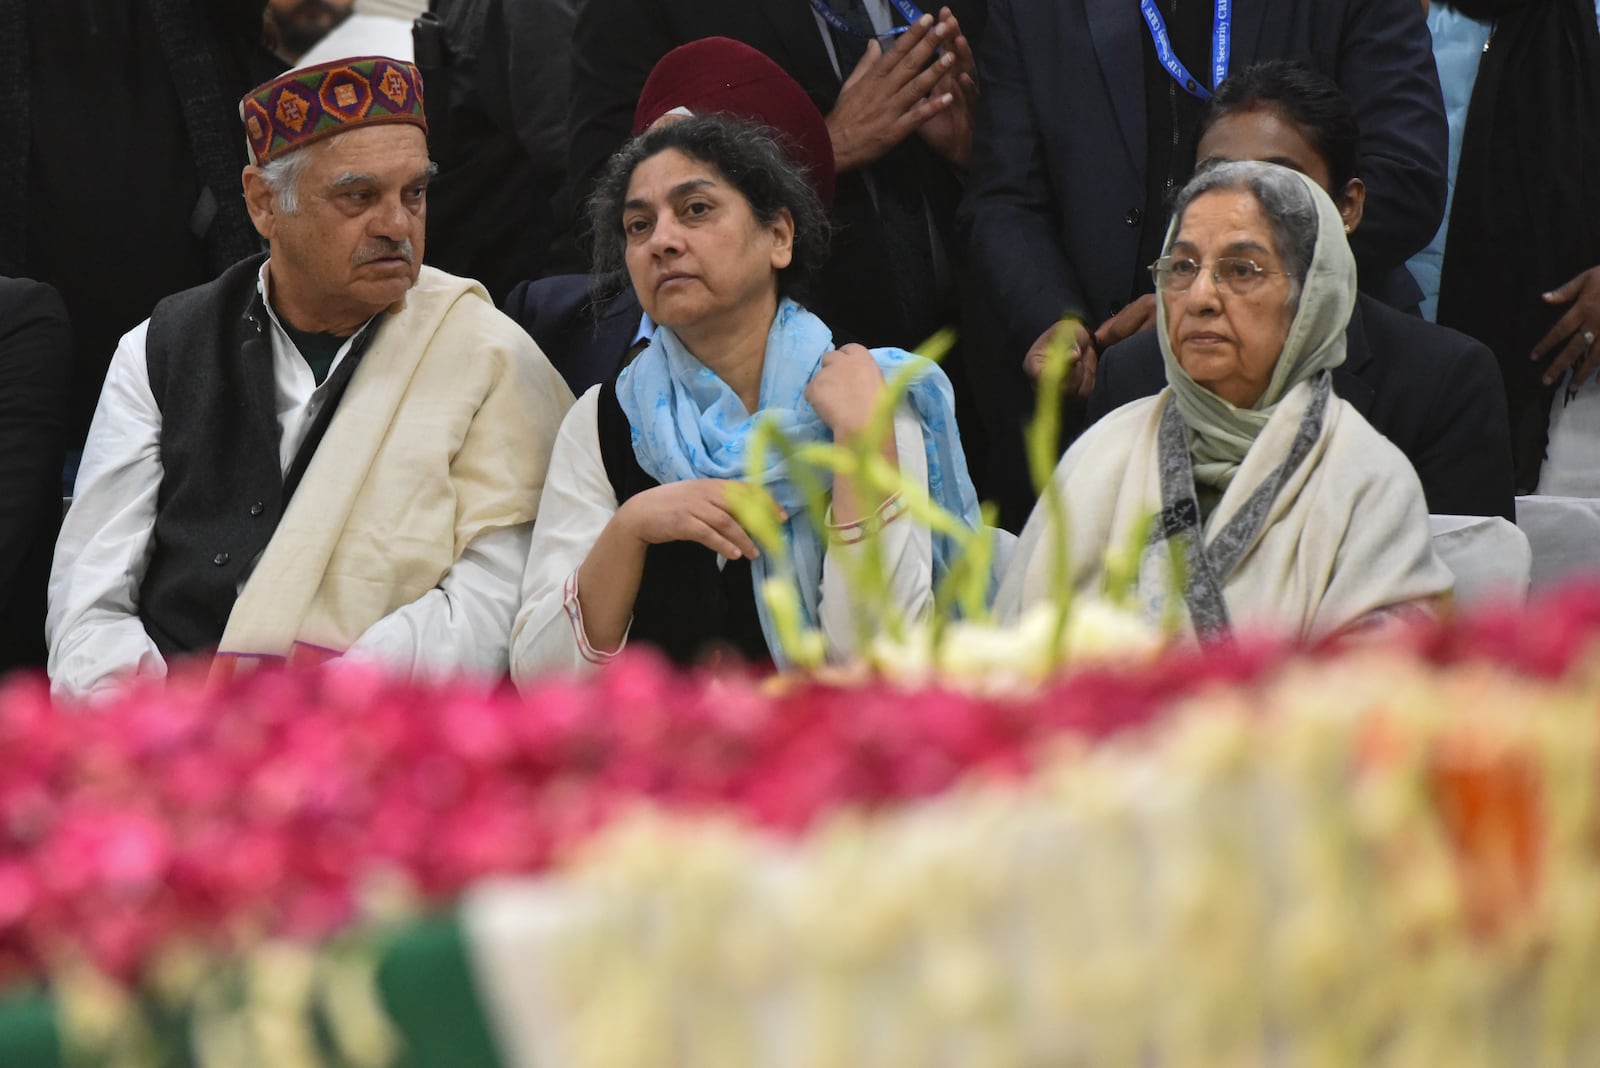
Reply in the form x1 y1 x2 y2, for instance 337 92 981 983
510 115 980 681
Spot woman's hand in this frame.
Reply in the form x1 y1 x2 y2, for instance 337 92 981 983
615 478 766 560
1532 265 1600 388
806 343 887 440
807 345 899 527
576 479 770 655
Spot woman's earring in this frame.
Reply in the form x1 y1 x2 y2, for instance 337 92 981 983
1343 223 1352 234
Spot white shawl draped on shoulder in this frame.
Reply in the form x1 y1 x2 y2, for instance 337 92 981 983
214 267 572 669
995 382 1453 642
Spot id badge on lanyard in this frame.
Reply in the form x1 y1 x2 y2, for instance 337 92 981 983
808 0 928 40
1139 0 1231 101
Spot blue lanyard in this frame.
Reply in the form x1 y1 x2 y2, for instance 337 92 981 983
808 0 927 39
1139 0 1231 101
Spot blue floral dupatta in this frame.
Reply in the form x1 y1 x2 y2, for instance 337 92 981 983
614 299 981 666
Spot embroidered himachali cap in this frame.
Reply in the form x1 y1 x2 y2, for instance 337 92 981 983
632 38 837 208
241 55 427 165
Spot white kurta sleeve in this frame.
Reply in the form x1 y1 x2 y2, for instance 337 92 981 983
510 388 623 685
339 521 533 682
47 321 167 699
512 399 940 680
817 409 935 660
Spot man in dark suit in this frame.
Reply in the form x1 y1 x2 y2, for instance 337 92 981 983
0 277 71 674
1086 60 1515 522
564 0 984 355
957 0 1447 527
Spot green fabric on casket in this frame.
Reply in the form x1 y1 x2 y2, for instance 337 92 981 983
0 988 63 1068
0 915 504 1068
376 914 504 1068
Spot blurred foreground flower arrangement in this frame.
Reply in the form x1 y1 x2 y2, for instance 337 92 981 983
2 586 1600 1066
534 639 1600 1068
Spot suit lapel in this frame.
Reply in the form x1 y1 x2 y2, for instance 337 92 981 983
1227 0 1272 81
1334 299 1377 418
1085 0 1148 173
600 288 645 361
758 0 847 104
239 293 287 494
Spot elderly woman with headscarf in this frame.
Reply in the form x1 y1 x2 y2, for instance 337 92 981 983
997 160 1452 640
510 115 981 681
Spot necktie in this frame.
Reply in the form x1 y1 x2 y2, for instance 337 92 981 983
824 0 878 74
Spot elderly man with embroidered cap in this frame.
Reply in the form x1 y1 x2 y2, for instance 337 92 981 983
47 56 573 698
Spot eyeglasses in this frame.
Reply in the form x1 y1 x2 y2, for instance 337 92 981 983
1148 256 1289 296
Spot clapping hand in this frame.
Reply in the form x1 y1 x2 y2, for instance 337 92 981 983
913 8 979 167
826 12 963 172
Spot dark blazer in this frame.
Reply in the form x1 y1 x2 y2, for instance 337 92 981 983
957 0 1447 365
503 273 643 397
419 0 574 303
1085 294 1517 521
0 277 71 675
1 0 282 444
564 0 986 351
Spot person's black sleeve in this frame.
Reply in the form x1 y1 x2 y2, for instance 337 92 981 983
565 0 675 244
0 279 71 616
956 0 1087 361
1415 339 1517 521
1337 0 1450 282
1084 332 1167 432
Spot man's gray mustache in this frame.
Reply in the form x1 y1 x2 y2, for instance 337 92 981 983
356 240 414 265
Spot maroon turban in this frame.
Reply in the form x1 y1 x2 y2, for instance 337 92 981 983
633 38 837 208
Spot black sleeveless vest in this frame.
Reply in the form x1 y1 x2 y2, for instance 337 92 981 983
595 381 770 668
138 255 375 656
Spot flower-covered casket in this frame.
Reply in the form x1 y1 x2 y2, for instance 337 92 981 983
4 583 1600 1068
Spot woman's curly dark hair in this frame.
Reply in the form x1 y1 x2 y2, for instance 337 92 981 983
586 114 831 301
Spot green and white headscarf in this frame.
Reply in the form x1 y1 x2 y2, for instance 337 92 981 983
1155 163 1357 496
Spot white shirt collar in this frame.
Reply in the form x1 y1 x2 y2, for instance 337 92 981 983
255 260 382 346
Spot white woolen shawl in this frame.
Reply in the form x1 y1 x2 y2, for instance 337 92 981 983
999 165 1451 639
216 267 574 663
995 384 1453 640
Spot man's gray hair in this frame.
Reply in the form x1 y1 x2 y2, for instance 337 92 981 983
1170 160 1319 307
257 149 315 214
